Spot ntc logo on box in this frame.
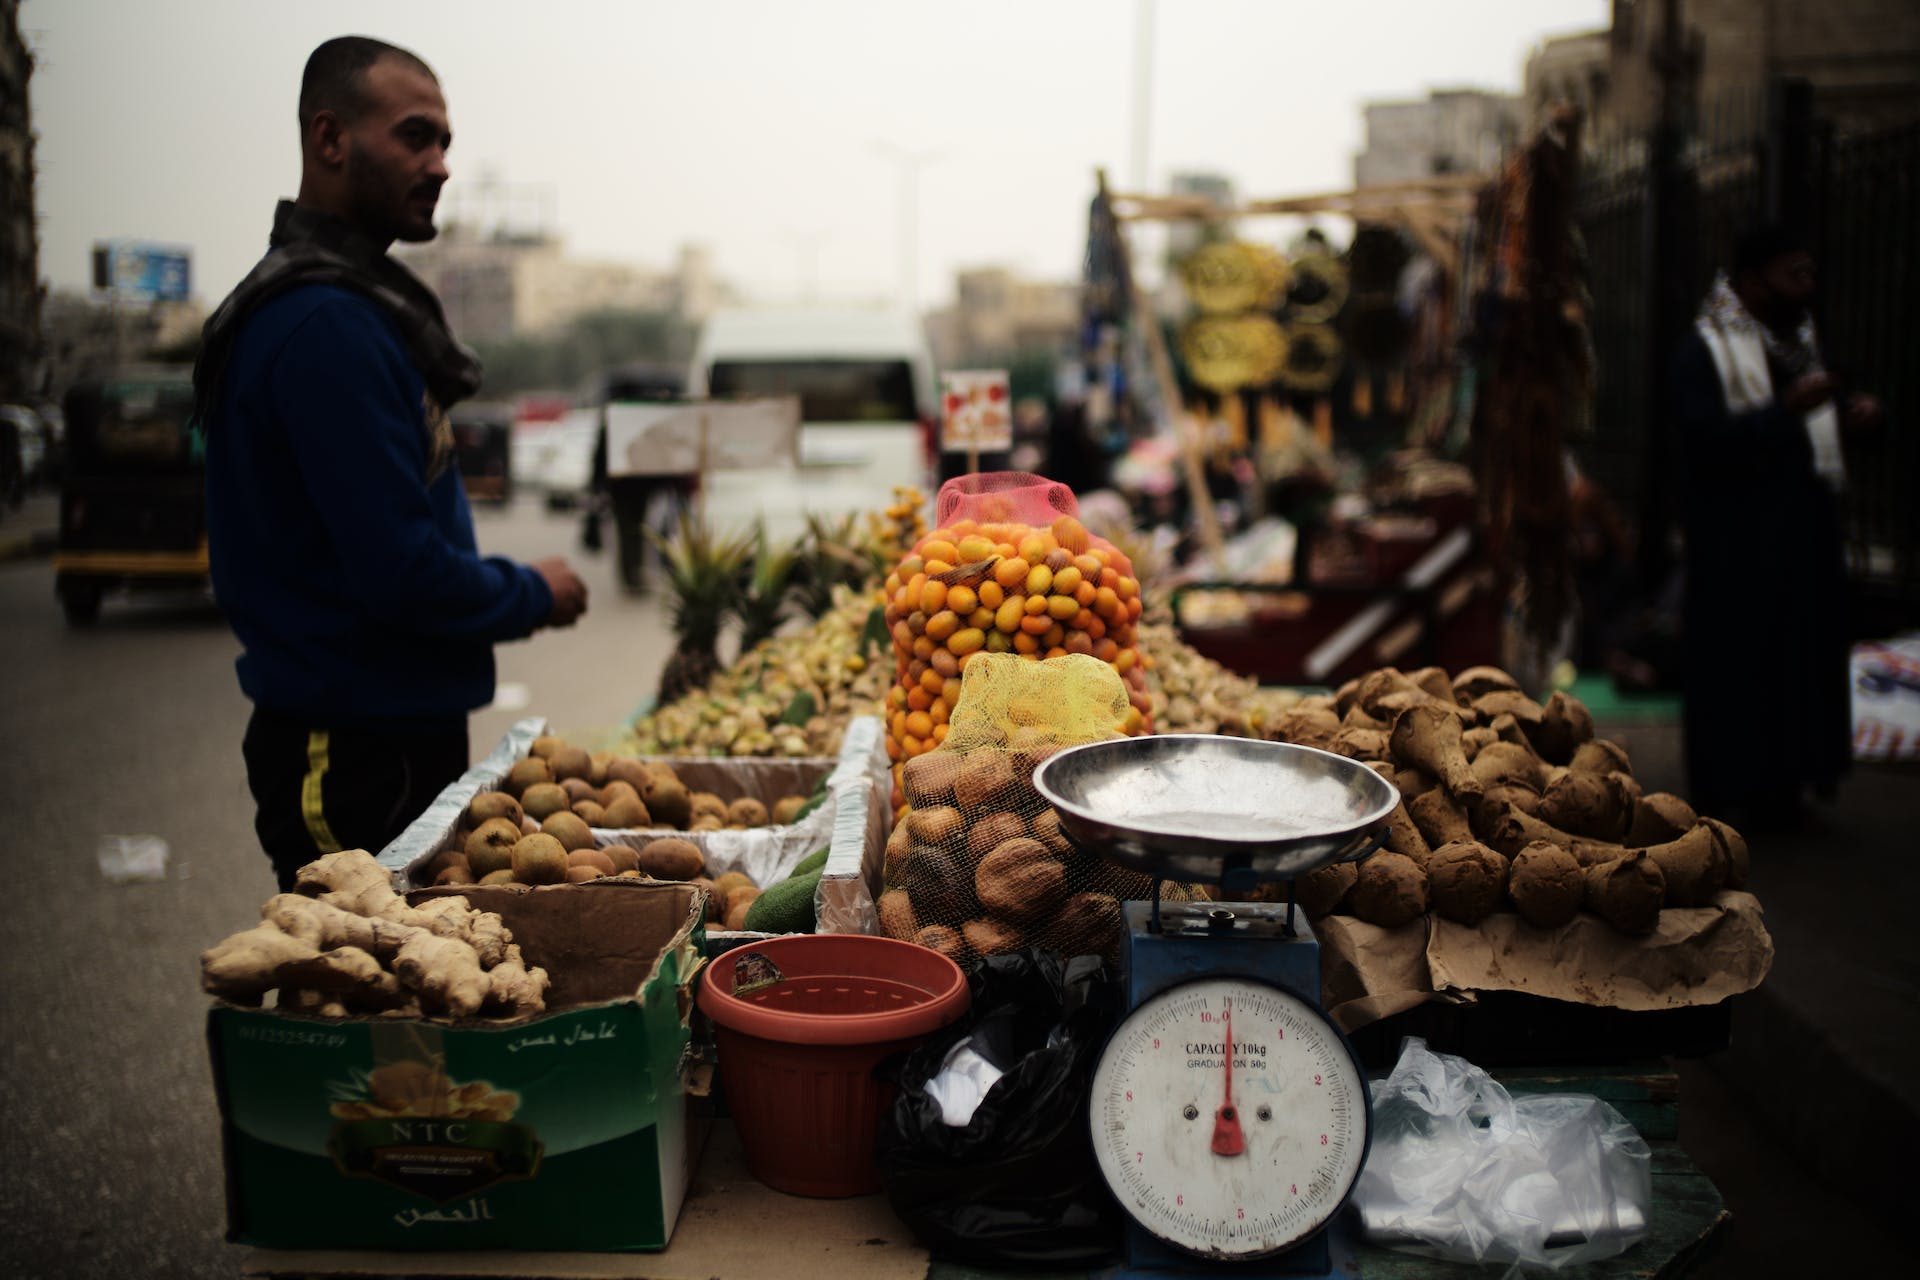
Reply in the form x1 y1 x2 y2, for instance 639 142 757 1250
329 1119 544 1200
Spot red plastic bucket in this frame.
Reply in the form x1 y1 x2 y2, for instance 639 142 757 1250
699 934 969 1197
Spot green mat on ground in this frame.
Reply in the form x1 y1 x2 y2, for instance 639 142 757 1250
1563 671 1682 724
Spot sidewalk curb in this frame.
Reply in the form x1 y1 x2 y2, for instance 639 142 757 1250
0 528 56 564
1708 980 1919 1226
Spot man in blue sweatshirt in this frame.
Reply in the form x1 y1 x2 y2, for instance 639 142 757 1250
197 36 588 890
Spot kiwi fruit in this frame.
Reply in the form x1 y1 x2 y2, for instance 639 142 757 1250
907 805 964 844
690 792 729 823
601 794 652 829
518 814 540 836
605 758 653 793
772 795 807 826
904 843 981 919
689 815 724 832
603 845 641 875
550 746 594 782
723 890 762 932
877 888 918 938
506 757 553 793
567 847 617 877
530 735 566 760
727 798 770 828
572 800 608 826
523 783 571 820
464 819 522 878
600 779 642 809
466 791 523 827
688 876 723 921
540 811 595 852
510 833 568 884
479 869 517 886
586 752 611 786
638 837 705 881
559 777 599 804
953 754 1020 816
565 865 602 884
646 778 693 828
711 870 756 912
434 864 476 886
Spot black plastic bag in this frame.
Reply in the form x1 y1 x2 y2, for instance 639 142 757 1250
876 948 1124 1267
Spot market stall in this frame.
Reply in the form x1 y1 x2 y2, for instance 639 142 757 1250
195 474 1763 1277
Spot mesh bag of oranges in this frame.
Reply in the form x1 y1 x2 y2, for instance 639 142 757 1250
878 653 1196 964
881 472 1152 800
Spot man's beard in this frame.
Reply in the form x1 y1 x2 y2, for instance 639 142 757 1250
345 148 438 243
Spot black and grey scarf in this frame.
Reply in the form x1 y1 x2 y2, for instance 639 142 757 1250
193 200 484 441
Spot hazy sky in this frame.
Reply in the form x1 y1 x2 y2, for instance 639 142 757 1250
28 0 1607 312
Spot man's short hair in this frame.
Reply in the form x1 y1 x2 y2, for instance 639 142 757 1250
299 36 435 132
1732 222 1808 275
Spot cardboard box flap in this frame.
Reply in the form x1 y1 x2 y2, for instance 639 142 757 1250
410 880 702 1011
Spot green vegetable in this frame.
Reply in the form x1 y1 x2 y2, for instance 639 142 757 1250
788 846 831 879
744 865 825 933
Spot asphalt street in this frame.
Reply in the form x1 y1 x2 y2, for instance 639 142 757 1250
0 491 670 1279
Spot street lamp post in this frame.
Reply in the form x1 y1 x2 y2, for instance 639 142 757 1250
871 140 941 315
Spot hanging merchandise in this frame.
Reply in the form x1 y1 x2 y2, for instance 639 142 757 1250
1283 250 1350 324
1467 109 1591 650
1180 241 1289 315
1179 314 1289 394
1276 323 1344 394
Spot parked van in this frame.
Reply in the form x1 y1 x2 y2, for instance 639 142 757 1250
687 307 934 541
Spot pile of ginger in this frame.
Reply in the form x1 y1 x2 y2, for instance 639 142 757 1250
201 850 549 1020
1268 665 1748 936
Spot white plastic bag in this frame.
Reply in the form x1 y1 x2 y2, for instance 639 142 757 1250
1352 1037 1651 1274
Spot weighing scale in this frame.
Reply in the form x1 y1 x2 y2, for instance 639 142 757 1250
1034 734 1398 1280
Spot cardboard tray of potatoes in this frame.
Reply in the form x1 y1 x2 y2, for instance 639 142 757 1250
378 717 889 935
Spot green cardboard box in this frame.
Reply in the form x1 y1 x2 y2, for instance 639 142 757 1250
207 881 706 1252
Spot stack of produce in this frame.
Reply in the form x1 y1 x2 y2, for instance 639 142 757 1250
622 585 888 759
201 850 549 1020
1136 619 1306 737
878 653 1197 966
424 734 826 889
881 512 1150 771
1272 665 1749 936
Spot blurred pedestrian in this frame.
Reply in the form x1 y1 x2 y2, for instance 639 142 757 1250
195 36 589 889
1672 223 1883 822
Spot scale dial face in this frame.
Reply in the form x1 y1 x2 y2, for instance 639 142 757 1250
1090 976 1369 1261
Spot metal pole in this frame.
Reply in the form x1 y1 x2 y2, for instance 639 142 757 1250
872 141 940 315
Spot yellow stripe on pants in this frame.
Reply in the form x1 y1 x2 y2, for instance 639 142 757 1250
301 731 343 854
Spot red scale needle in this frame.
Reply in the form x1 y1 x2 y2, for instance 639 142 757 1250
1211 1005 1246 1157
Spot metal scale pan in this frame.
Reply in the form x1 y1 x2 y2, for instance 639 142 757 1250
1033 733 1399 894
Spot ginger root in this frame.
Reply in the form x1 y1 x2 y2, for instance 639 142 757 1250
202 850 545 1021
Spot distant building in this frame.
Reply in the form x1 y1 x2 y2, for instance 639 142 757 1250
1524 0 1920 140
395 227 734 343
1353 89 1522 189
1 0 41 400
40 292 206 395
924 265 1078 372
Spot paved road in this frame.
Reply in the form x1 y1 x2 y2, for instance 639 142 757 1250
0 491 671 1279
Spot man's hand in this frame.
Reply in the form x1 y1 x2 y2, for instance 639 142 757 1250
533 557 589 628
1843 393 1885 433
1781 371 1835 412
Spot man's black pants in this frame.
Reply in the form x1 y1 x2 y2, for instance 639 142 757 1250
242 708 469 891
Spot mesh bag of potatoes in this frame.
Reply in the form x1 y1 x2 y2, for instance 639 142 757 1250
879 653 1197 965
881 473 1152 800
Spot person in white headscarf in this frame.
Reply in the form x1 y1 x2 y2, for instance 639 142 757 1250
1672 224 1883 822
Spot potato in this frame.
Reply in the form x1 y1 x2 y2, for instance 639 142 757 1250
1408 790 1471 848
1347 852 1429 928
878 888 918 939
1704 817 1749 890
1627 792 1697 846
966 812 1029 861
1382 800 1431 866
1030 807 1073 857
902 751 963 807
637 837 704 881
912 923 966 960
1508 840 1583 928
1643 823 1727 907
974 838 1065 922
1536 770 1628 839
953 754 1021 816
904 844 981 920
907 805 964 845
1053 891 1122 944
1570 738 1632 775
1427 840 1509 925
962 917 1023 956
